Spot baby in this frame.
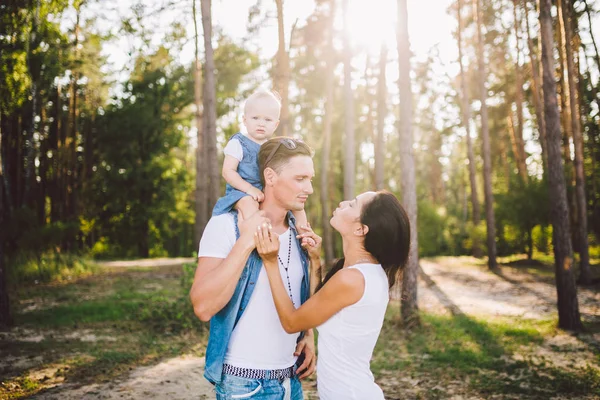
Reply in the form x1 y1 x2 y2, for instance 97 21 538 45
212 90 308 228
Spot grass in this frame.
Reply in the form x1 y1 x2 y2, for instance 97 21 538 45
1 263 206 399
3 256 600 399
8 252 97 285
372 306 600 399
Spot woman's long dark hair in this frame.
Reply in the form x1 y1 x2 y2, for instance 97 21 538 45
316 191 411 291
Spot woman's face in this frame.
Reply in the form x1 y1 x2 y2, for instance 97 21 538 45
330 191 377 234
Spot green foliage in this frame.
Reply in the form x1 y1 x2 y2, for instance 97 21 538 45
496 178 549 256
417 200 450 256
532 224 552 254
8 252 95 285
89 45 194 258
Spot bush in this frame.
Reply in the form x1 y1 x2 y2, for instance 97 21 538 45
418 200 450 256
8 252 96 284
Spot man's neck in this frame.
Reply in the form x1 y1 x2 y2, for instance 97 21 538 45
259 198 289 234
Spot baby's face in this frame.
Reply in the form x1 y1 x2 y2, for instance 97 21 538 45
243 97 280 143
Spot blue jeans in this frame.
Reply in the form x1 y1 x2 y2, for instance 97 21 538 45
215 373 303 400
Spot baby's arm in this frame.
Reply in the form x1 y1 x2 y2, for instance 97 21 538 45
222 156 264 201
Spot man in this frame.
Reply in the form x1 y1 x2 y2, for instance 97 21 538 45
191 137 316 399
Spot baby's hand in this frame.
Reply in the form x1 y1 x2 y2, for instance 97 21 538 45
247 187 265 202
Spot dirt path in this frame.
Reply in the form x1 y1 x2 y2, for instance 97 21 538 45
26 257 600 399
94 257 195 269
30 355 213 400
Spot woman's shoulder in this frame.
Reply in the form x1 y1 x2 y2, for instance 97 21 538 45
327 268 365 298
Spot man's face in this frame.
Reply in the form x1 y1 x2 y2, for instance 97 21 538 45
270 156 315 211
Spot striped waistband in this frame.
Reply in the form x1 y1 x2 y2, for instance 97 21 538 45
222 363 294 380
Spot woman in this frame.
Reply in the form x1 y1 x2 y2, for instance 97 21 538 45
255 190 410 399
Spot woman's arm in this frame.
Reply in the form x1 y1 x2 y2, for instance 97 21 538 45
263 259 364 333
256 224 364 333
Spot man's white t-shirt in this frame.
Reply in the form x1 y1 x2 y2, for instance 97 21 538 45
198 213 304 370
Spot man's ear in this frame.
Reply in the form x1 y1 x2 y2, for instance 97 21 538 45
264 167 277 186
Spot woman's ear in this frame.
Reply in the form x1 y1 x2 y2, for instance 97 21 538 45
353 224 369 237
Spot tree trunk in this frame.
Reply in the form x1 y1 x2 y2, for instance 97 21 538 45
24 0 41 207
539 0 583 331
524 0 548 171
513 0 528 183
320 0 335 267
375 44 387 191
397 0 419 328
559 0 591 284
67 6 81 251
342 0 355 200
457 0 481 253
582 0 600 74
508 112 529 182
275 0 290 136
192 0 207 246
0 114 12 329
473 0 498 269
201 0 219 210
527 227 533 260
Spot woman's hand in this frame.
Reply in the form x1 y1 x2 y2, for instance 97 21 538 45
255 222 280 266
296 222 322 261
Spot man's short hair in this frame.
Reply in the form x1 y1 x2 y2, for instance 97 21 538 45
244 90 282 116
258 137 313 186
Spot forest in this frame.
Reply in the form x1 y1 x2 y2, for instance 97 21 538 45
1 0 599 398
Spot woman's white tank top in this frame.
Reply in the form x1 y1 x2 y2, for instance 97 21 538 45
316 263 389 400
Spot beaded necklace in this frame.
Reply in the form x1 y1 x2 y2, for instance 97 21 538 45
277 231 296 307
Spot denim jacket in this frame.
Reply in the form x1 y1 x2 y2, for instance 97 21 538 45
204 210 310 385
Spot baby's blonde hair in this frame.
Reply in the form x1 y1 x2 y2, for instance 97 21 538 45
244 90 282 116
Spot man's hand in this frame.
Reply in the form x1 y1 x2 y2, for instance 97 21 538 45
239 211 269 249
294 332 316 380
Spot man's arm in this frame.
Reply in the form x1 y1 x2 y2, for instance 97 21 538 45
190 211 267 321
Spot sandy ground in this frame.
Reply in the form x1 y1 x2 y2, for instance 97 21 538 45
14 257 600 399
29 355 213 400
94 258 196 269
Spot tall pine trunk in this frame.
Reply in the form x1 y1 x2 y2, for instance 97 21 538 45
539 0 583 331
193 0 207 246
201 0 219 210
457 0 481 253
397 0 419 328
513 0 528 183
473 0 498 269
559 0 591 284
342 0 355 200
582 0 600 73
524 0 548 171
275 0 290 136
375 44 387 191
0 114 11 328
320 0 335 267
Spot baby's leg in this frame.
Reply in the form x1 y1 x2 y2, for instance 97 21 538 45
292 209 308 230
234 196 260 222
